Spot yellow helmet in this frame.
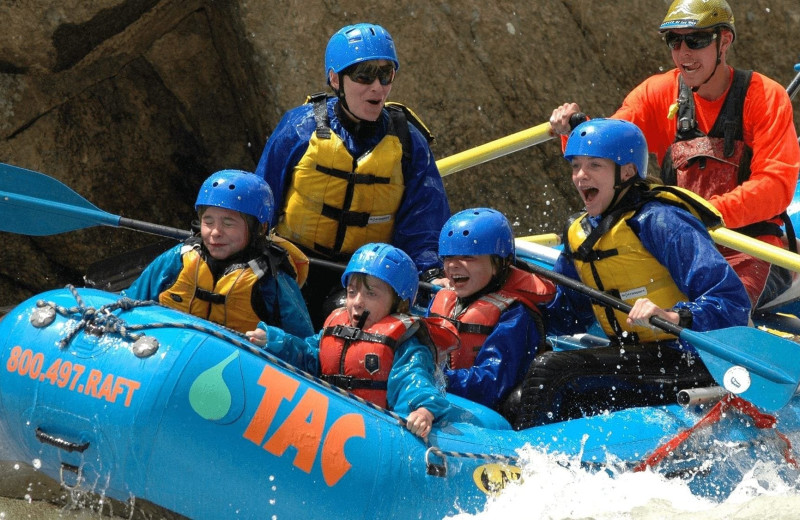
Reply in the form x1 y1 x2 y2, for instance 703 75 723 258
660 0 735 41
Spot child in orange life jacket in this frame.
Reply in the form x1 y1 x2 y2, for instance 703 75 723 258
427 208 556 419
124 170 314 338
246 243 457 439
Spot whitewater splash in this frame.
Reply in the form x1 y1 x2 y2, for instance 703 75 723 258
447 443 800 520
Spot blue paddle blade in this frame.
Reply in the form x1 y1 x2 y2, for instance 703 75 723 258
0 163 119 235
687 326 800 412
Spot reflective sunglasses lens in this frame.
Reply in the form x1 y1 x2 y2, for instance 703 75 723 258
664 32 682 49
685 32 715 49
348 64 395 85
665 31 715 50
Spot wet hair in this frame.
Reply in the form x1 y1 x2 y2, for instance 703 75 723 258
347 273 407 314
491 256 512 285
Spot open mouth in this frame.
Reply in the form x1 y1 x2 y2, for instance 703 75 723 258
451 274 469 285
581 187 599 203
366 99 381 105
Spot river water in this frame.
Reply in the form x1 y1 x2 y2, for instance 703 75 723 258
448 445 800 520
3 443 800 519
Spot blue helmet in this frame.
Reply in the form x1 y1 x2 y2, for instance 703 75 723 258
325 23 399 83
564 119 649 178
341 243 418 304
195 170 274 225
439 208 515 260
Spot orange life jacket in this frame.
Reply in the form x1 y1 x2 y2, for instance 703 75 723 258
318 308 458 408
428 266 555 369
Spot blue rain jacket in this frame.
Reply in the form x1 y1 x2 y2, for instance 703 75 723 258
255 96 449 273
436 303 543 409
259 323 453 421
123 243 314 338
544 199 751 352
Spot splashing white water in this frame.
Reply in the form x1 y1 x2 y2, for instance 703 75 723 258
447 445 800 520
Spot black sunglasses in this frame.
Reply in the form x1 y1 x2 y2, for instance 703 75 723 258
346 62 396 86
664 31 717 51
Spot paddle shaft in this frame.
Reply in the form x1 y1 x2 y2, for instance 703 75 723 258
520 259 795 384
435 114 586 177
119 217 192 240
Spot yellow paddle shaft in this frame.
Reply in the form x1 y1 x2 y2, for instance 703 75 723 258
436 122 553 177
435 122 800 273
711 227 800 272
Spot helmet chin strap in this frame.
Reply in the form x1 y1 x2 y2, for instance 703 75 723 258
607 164 637 212
333 74 363 123
691 30 723 93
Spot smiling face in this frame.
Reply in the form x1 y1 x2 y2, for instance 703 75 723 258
199 206 249 260
329 59 394 122
443 254 496 298
345 274 396 329
668 28 732 94
571 156 636 217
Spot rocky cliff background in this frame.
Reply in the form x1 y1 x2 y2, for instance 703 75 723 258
1 0 799 306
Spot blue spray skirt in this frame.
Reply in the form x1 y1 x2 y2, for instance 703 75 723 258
0 287 798 519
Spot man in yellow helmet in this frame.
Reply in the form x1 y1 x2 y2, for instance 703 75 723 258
549 0 800 311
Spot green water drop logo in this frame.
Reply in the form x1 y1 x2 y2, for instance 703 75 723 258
189 351 239 420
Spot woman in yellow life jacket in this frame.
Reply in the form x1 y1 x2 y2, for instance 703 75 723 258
254 23 450 329
514 119 750 429
124 170 314 337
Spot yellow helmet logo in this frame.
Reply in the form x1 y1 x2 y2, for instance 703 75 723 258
660 0 735 40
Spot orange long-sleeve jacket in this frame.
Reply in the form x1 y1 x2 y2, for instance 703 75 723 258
612 67 800 230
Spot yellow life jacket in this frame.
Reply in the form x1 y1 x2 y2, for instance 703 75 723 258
566 185 723 344
276 97 408 257
270 234 309 288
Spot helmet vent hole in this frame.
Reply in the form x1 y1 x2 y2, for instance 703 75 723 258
228 183 236 190
461 230 470 237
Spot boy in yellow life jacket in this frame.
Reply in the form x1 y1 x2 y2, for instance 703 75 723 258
514 119 750 429
124 169 314 337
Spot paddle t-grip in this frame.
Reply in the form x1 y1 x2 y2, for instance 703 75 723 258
569 113 588 130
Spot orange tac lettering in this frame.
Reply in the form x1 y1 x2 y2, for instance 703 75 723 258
243 365 299 445
263 388 328 472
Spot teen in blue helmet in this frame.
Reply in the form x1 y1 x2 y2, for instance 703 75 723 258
247 241 457 439
124 170 313 338
429 208 555 421
564 119 648 213
514 120 750 429
255 22 449 330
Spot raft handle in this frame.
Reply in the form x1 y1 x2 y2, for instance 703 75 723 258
425 447 447 478
35 428 90 453
61 462 80 474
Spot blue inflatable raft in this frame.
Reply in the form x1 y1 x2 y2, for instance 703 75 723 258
1 286 799 519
